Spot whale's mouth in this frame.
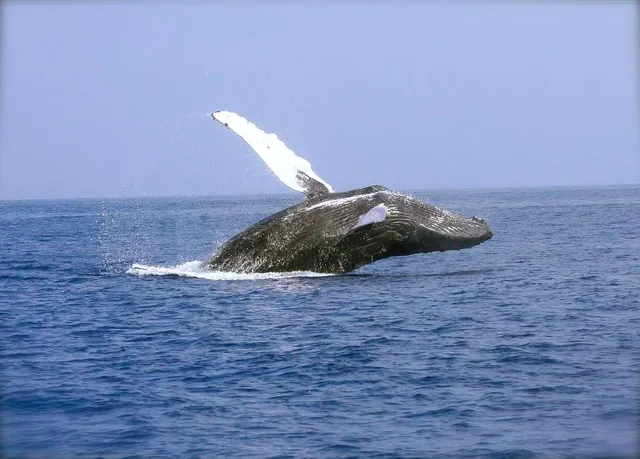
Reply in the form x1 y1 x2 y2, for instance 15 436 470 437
419 215 493 246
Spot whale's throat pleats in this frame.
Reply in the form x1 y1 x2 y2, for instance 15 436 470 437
211 111 335 199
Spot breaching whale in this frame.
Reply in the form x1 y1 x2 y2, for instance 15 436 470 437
204 111 492 274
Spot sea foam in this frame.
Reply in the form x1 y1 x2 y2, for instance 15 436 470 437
127 261 333 281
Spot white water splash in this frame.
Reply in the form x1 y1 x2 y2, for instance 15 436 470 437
126 260 334 281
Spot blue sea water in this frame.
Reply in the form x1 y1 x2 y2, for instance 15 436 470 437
1 186 638 458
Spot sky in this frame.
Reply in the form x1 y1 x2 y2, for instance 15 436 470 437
0 2 638 200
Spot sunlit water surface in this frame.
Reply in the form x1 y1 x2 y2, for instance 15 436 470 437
1 186 638 458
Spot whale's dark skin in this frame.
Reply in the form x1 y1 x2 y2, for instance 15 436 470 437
205 185 492 274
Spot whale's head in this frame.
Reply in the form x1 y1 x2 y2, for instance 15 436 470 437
336 187 492 269
398 203 493 254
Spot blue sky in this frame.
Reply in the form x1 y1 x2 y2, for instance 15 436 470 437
0 3 637 200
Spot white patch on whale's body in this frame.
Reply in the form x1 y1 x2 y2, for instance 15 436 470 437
304 188 406 211
352 203 389 229
305 192 380 211
212 111 334 196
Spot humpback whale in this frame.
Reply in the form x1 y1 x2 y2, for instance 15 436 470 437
204 111 492 274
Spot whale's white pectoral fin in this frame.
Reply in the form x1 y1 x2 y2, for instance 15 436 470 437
351 204 389 230
212 111 334 198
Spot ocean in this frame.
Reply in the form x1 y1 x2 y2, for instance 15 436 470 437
1 186 638 458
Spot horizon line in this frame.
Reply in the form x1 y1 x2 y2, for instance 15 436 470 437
1 182 638 203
